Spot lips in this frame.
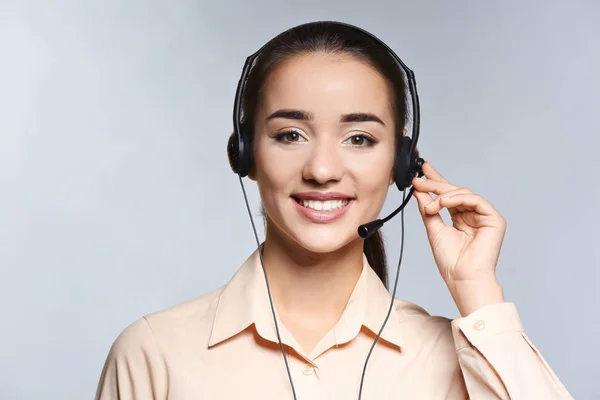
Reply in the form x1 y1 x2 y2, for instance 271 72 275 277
295 197 349 211
291 192 354 223
292 192 354 201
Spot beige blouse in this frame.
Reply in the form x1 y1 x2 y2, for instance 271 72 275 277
95 248 573 399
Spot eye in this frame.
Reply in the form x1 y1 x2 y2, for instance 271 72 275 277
344 134 376 147
273 130 306 144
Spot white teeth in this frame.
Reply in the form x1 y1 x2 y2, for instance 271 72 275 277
301 199 349 211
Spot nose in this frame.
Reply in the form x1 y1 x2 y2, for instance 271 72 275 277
302 137 344 185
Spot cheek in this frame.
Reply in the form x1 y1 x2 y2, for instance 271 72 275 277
253 143 299 201
352 151 395 193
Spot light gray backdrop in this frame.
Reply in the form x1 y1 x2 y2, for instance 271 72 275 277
1 1 598 399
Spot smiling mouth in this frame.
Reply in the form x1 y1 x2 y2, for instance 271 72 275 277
292 197 351 211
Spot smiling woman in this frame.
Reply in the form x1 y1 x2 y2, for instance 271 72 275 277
94 21 573 400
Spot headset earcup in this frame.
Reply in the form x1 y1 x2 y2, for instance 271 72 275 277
227 132 240 174
394 136 414 191
227 131 251 177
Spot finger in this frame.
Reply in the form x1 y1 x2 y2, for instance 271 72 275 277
412 187 435 212
423 187 472 217
438 193 498 217
412 175 463 196
422 162 449 183
413 189 447 238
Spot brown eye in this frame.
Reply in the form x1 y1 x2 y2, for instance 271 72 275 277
286 132 300 141
344 134 376 147
274 130 306 143
351 135 365 145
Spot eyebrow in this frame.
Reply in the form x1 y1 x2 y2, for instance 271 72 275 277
265 109 385 126
266 109 313 121
341 112 385 126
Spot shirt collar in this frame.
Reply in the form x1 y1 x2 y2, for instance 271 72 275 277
208 247 404 351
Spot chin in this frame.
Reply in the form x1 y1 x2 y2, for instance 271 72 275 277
290 227 359 254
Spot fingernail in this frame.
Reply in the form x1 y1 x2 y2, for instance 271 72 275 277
425 201 435 208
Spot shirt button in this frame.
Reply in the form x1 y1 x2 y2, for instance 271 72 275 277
302 364 314 376
473 320 485 330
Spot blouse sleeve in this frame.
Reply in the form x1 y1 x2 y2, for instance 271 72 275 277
451 302 573 399
94 317 168 400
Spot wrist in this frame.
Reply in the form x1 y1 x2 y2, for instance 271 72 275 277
448 278 505 317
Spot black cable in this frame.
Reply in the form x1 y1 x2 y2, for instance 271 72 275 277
357 189 407 400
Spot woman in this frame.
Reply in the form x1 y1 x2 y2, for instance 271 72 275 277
95 21 572 399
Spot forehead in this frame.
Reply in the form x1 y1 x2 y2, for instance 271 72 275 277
259 53 393 118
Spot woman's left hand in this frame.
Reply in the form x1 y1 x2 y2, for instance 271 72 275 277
411 162 507 316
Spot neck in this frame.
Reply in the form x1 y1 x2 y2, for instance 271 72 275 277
261 224 365 325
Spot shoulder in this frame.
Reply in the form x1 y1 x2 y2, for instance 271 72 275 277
392 298 457 353
96 287 227 398
106 285 226 361
393 297 453 327
144 285 224 334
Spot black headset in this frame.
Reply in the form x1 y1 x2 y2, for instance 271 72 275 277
226 21 425 400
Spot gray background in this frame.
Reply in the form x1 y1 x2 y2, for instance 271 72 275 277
1 1 598 399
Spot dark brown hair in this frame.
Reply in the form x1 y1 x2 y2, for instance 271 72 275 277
242 22 410 289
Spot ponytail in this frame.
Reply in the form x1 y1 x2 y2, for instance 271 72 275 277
363 230 388 289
